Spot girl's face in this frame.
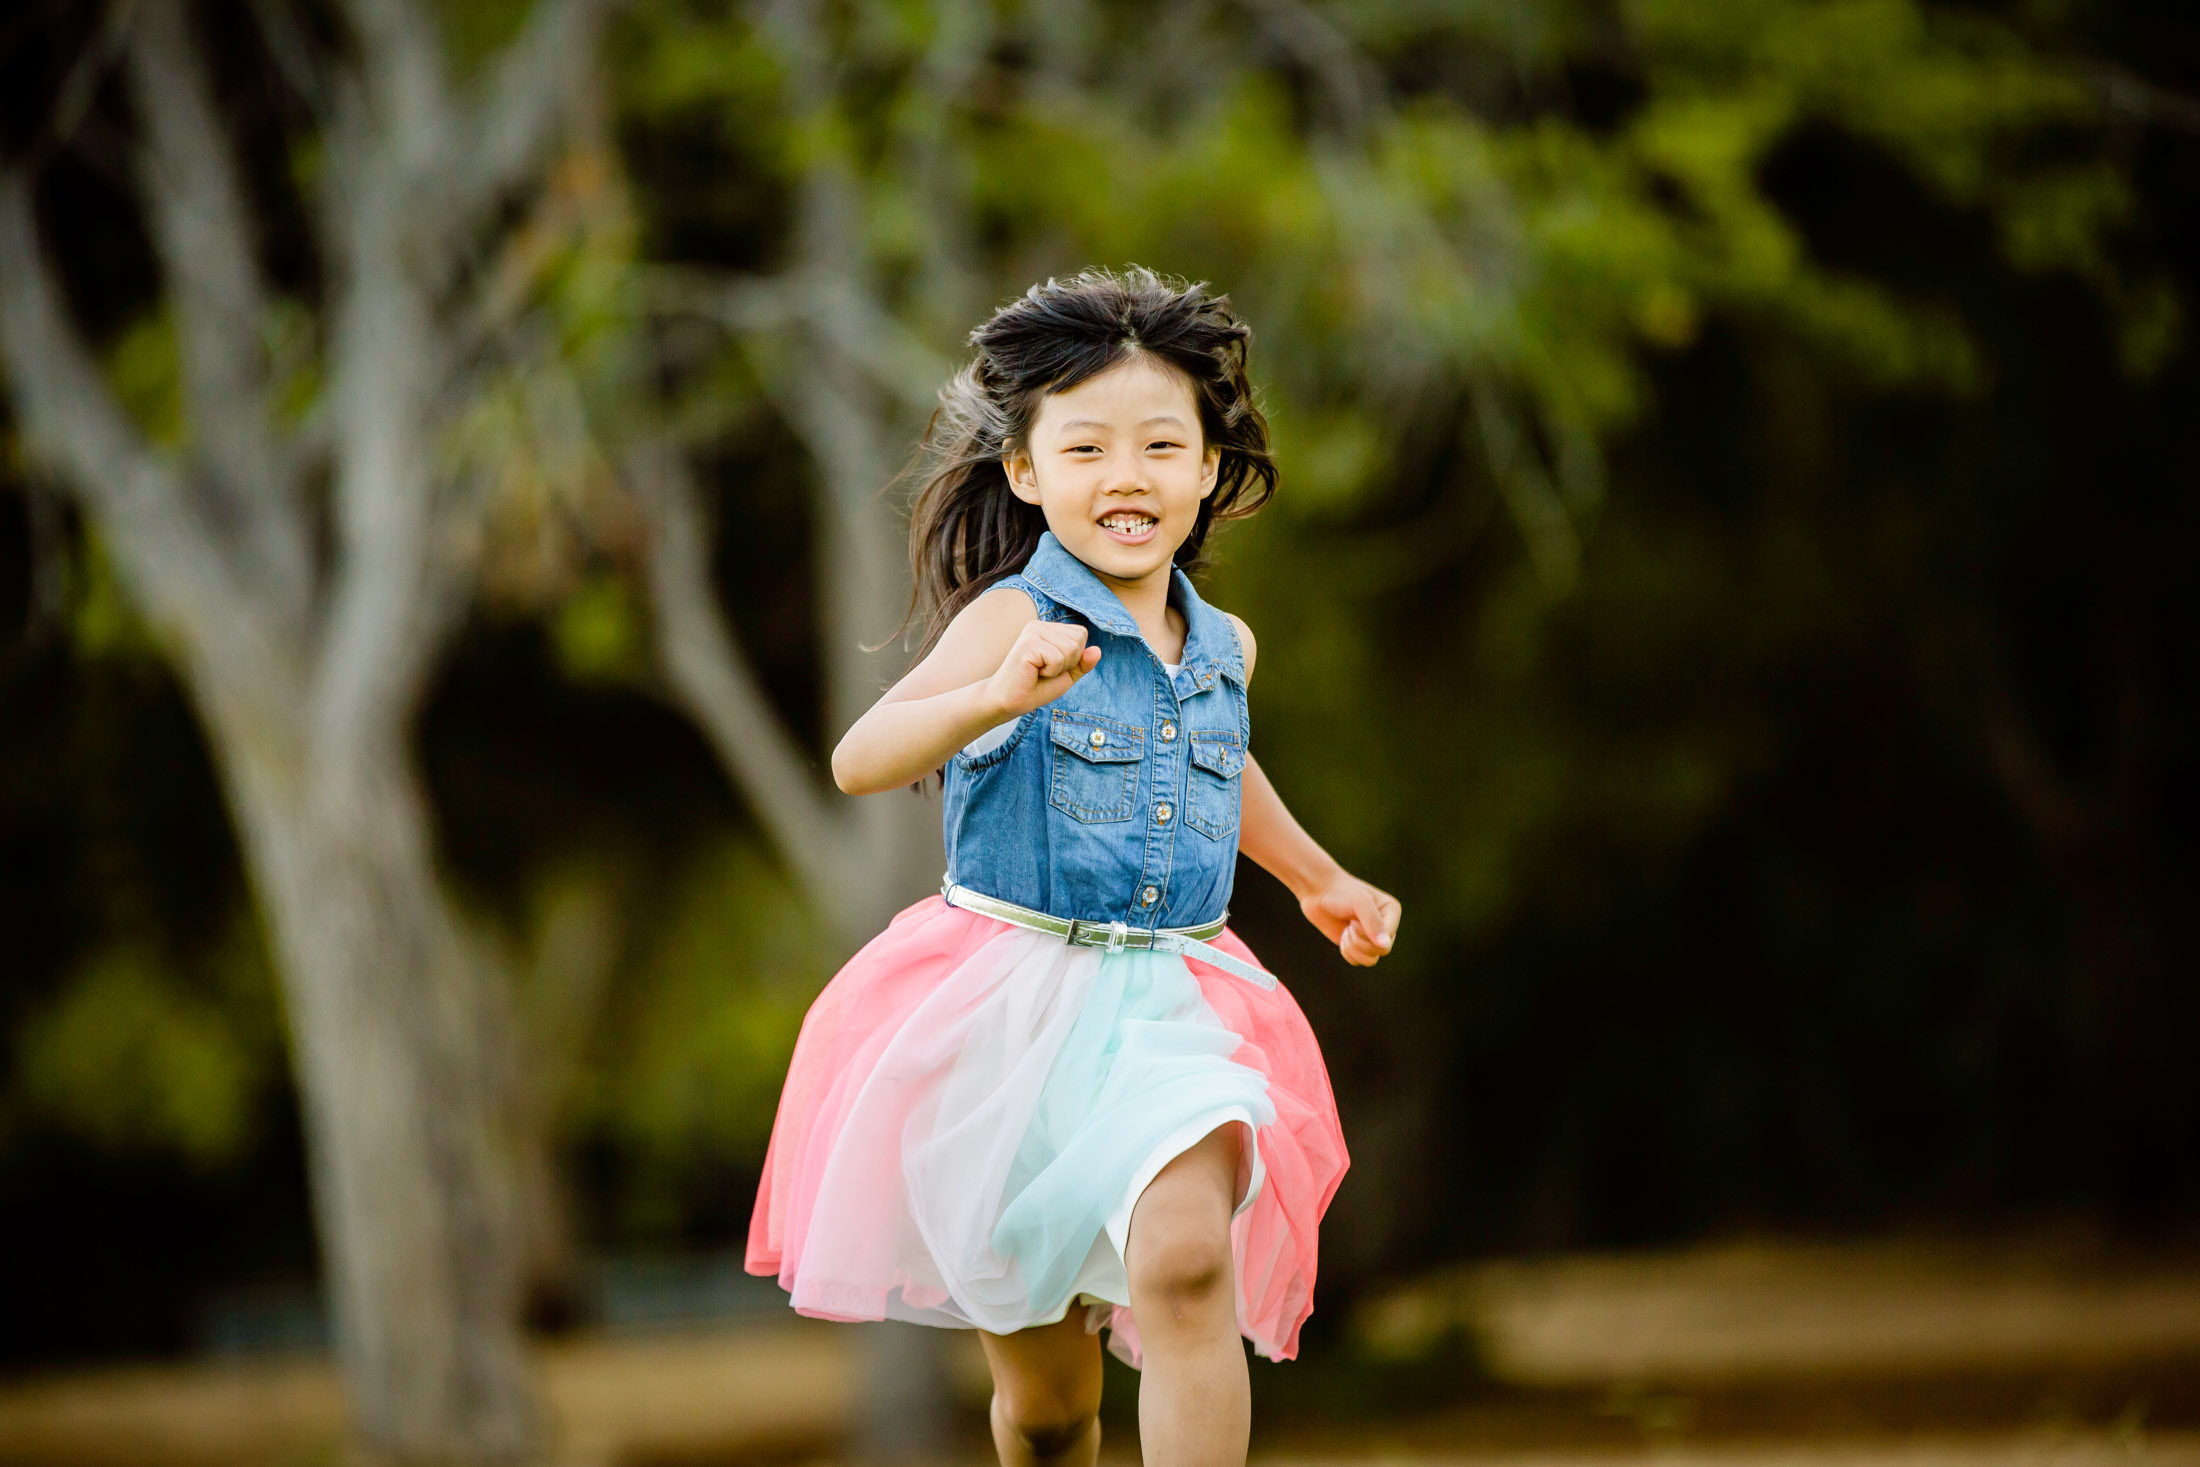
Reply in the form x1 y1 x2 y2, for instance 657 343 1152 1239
1004 356 1220 591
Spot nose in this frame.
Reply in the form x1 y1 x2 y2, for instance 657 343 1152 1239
1099 457 1151 495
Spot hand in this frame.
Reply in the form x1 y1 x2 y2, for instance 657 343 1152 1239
986 620 1102 718
1299 872 1401 967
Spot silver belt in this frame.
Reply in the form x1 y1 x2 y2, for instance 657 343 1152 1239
941 878 1278 990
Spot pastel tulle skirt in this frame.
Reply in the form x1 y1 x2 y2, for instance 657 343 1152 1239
745 894 1348 1366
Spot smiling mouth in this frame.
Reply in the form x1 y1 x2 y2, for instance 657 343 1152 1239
1098 511 1158 538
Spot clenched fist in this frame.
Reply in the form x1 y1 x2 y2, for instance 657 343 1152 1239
987 621 1102 718
1299 873 1402 967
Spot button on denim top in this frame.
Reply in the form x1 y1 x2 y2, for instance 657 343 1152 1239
943 531 1250 928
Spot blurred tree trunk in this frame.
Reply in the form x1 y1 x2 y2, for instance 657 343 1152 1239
629 7 989 1458
221 710 539 1458
0 1 610 1460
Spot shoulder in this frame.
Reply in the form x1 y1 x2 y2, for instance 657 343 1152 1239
932 582 1041 664
888 583 1041 701
1223 611 1258 683
959 582 1043 633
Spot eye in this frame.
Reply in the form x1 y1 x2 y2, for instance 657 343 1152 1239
1147 439 1183 452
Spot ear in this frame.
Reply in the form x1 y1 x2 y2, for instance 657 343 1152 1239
1003 446 1043 506
1199 444 1221 499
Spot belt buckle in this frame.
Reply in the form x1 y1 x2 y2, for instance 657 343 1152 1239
1062 917 1134 954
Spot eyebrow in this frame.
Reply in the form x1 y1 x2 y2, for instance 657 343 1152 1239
1057 415 1191 433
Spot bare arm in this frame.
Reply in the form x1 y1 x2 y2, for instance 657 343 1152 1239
831 587 1102 795
1226 613 1402 967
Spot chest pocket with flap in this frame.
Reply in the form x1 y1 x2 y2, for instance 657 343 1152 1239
1048 710 1143 823
1183 730 1245 840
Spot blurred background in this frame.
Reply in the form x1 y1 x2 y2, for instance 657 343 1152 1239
1 0 2196 1464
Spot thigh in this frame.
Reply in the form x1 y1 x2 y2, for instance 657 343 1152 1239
979 1311 1103 1416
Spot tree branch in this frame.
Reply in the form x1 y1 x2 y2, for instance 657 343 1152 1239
2090 63 2200 135
127 0 267 450
337 0 457 169
462 0 617 211
125 0 311 618
745 334 908 735
313 0 617 752
1240 0 1379 137
0 170 241 647
6 3 136 177
315 230 445 753
801 274 955 411
631 439 862 918
245 0 337 121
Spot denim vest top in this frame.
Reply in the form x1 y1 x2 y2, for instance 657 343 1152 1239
942 531 1250 928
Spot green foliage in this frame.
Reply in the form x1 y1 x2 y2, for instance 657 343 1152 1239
614 4 785 131
552 571 647 683
586 0 2131 966
69 527 160 661
581 840 832 1237
10 919 280 1167
432 0 537 78
264 300 324 434
451 138 650 621
105 313 185 450
610 0 2147 608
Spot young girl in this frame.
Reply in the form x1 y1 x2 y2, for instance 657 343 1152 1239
745 268 1401 1467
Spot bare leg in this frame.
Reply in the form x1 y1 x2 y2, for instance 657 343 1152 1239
1126 1124 1249 1467
979 1311 1104 1467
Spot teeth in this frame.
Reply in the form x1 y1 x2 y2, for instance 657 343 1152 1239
1102 514 1155 531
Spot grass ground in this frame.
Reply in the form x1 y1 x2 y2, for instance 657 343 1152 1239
3 1234 2196 1466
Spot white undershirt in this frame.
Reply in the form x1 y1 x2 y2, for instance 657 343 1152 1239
962 660 1182 759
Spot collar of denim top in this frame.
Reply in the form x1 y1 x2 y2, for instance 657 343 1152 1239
1017 530 1246 688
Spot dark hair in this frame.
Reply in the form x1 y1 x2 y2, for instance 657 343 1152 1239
900 266 1277 657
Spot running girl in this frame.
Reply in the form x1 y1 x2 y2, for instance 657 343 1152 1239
747 267 1400 1467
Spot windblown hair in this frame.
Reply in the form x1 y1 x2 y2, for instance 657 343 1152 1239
901 267 1277 657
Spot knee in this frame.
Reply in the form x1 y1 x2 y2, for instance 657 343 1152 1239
994 1391 1097 1458
1128 1226 1233 1312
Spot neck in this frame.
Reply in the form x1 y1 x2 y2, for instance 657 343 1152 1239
1094 562 1186 660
